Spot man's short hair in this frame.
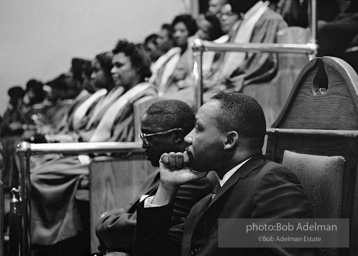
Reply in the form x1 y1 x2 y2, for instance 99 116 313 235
211 92 266 148
145 99 195 135
112 40 152 81
172 14 198 37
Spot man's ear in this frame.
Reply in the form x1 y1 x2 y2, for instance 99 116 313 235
224 131 239 149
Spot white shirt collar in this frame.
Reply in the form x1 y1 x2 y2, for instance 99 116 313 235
219 157 252 187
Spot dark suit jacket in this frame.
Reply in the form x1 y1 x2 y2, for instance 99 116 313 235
134 155 315 256
95 169 217 253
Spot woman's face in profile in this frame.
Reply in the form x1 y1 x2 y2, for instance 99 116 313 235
218 4 239 34
91 59 109 89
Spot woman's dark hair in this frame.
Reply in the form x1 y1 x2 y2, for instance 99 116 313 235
228 0 260 15
71 58 91 84
95 51 114 86
112 40 152 81
26 79 46 103
203 14 223 40
161 23 173 39
172 14 198 37
8 86 25 99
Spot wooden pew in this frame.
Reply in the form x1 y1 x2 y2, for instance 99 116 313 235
243 26 310 126
266 56 358 256
15 96 161 256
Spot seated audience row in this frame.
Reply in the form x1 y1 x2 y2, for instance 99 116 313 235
3 1 349 255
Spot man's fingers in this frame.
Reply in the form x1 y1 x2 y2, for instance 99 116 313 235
175 153 184 169
182 151 190 167
160 153 169 165
161 152 189 170
168 152 177 167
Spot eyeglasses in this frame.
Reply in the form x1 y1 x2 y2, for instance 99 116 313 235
216 11 236 19
139 128 184 144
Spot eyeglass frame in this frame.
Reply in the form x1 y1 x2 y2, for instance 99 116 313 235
139 128 184 144
216 11 236 19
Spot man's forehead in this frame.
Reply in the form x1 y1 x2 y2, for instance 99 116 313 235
196 100 220 121
141 113 165 131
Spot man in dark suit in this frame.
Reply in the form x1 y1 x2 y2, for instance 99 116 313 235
134 92 314 256
95 99 217 255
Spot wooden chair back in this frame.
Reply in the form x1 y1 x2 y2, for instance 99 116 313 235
266 56 358 256
282 151 345 219
89 155 155 252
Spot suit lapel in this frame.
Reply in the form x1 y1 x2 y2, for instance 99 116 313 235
209 155 265 207
181 194 213 255
183 156 266 254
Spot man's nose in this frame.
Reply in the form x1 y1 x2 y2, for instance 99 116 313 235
184 129 194 144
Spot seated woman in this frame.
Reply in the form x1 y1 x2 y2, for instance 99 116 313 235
151 14 223 108
190 13 223 79
149 14 197 107
22 79 49 131
43 52 114 142
30 40 157 256
0 86 29 189
203 0 288 101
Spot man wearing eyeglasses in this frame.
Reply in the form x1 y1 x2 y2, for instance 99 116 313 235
134 92 313 256
95 99 217 255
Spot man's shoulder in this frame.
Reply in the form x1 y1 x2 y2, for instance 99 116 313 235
259 7 287 23
252 159 306 197
258 158 297 178
240 157 300 187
